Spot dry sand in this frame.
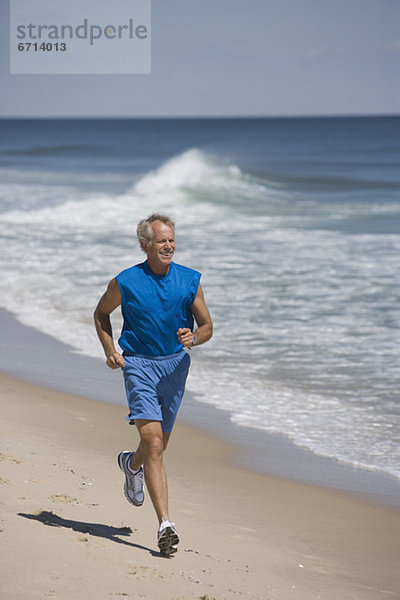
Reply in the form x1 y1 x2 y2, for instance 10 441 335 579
1 372 399 600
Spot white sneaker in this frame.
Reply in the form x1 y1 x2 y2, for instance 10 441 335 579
157 520 179 555
117 451 144 506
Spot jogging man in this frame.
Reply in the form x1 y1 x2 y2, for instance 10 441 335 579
94 214 213 555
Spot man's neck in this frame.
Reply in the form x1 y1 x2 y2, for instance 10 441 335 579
146 259 171 276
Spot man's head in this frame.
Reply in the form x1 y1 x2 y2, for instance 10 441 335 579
137 214 176 274
136 213 175 250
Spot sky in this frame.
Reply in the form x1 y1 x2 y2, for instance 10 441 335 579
1 0 399 117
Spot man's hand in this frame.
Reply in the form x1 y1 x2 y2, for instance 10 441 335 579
106 352 125 369
177 327 194 348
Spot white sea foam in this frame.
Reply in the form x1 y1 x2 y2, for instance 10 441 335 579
133 148 215 193
133 148 245 194
0 147 399 480
188 356 400 479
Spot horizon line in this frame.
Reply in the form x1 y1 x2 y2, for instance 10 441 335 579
0 112 399 120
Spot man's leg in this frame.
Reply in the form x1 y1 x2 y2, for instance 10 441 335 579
128 420 178 554
132 419 171 524
129 430 171 474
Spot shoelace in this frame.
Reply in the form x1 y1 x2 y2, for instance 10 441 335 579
129 468 143 492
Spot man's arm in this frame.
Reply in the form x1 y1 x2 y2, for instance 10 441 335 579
93 277 125 369
177 284 213 348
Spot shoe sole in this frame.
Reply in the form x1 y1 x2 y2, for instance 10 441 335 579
158 526 179 556
117 451 144 507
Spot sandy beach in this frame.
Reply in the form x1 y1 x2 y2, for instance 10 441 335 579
1 372 399 600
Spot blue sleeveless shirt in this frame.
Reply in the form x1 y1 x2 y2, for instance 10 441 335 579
116 261 201 357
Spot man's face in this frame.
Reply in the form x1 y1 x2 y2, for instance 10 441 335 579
145 221 175 270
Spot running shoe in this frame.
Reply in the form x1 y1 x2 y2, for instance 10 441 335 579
117 451 144 506
157 520 179 555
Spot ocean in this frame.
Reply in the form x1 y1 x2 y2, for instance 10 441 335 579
0 116 399 483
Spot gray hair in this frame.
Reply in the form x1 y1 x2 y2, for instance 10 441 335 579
136 213 175 250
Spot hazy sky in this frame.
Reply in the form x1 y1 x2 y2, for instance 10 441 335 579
1 0 399 117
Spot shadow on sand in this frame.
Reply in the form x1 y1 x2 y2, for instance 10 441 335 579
18 510 165 557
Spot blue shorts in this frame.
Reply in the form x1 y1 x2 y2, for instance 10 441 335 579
122 350 191 433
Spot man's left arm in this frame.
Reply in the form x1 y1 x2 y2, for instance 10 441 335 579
177 284 213 348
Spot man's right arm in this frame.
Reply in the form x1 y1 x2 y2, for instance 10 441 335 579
93 277 125 369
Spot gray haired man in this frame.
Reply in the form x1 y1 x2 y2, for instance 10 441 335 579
94 214 213 555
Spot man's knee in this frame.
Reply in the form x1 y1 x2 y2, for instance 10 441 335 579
143 436 163 459
136 420 167 460
140 429 164 459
